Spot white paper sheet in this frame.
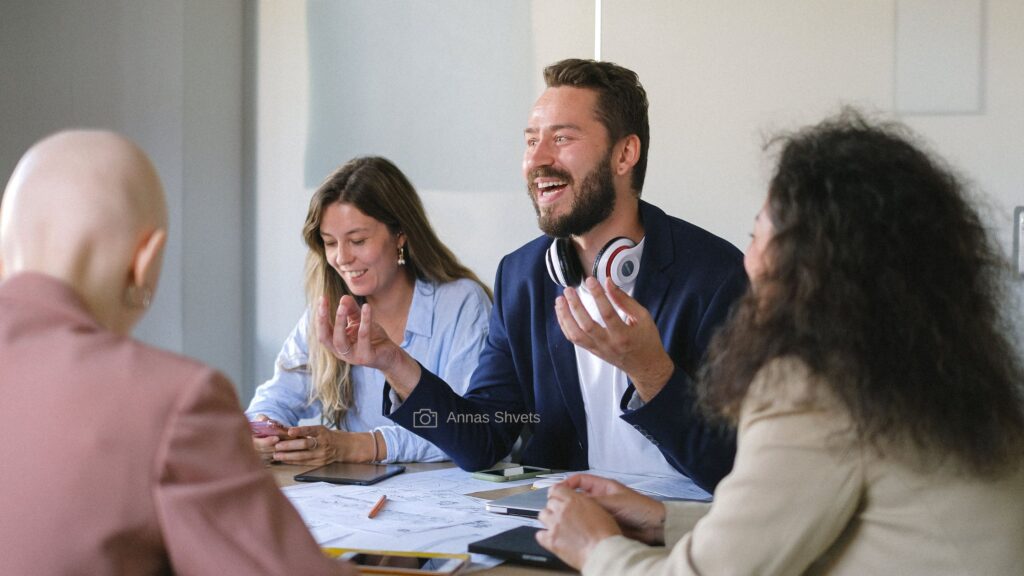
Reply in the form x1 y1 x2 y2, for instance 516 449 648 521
282 469 541 571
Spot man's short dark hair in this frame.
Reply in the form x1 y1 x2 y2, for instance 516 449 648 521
544 59 649 194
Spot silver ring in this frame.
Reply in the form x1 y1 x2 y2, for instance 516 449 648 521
310 437 318 450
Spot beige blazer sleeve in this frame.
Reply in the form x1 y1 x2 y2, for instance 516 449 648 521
584 360 862 576
154 369 353 575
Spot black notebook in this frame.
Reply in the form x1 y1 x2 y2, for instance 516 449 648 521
468 526 570 570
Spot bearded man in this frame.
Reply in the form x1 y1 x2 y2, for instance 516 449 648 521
321 59 747 492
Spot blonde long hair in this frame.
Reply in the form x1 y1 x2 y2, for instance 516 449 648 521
300 157 491 428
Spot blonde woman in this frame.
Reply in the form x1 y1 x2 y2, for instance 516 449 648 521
246 156 491 465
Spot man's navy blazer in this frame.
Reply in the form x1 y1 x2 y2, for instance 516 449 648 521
385 201 748 491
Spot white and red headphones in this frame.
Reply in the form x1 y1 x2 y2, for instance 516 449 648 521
545 236 641 288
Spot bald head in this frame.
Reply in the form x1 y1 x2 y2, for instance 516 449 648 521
0 130 168 334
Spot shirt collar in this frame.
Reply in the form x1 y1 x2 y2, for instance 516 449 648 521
404 277 435 339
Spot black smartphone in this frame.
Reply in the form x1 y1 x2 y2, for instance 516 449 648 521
294 462 405 485
335 550 468 574
471 465 550 482
326 549 469 574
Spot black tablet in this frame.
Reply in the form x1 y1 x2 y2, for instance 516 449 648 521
468 526 569 570
294 462 406 485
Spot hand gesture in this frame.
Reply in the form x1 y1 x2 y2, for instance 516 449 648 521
315 295 397 370
250 415 287 464
561 474 667 545
262 424 326 465
536 483 623 570
555 277 675 400
315 295 421 395
270 425 377 466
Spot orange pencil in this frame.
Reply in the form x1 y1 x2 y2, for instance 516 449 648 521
368 494 387 519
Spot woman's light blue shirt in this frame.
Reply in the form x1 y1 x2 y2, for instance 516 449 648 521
245 278 491 462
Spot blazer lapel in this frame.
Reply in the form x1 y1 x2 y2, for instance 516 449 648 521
544 277 589 453
633 201 674 322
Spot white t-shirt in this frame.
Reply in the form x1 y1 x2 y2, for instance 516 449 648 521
573 238 681 477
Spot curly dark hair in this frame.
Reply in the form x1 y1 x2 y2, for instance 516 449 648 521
543 58 649 194
700 110 1024 477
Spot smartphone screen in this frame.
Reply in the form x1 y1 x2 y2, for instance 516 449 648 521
349 553 430 567
340 552 465 574
249 420 289 439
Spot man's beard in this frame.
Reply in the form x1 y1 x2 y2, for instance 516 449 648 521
528 150 616 238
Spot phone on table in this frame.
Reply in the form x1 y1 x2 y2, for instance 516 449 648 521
324 548 468 575
248 420 291 439
471 465 550 482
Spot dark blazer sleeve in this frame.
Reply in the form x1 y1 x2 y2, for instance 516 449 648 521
621 258 748 492
384 257 528 471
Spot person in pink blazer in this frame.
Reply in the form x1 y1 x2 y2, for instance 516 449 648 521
535 111 1024 575
0 130 353 575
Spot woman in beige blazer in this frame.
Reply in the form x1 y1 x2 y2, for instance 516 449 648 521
536 111 1024 575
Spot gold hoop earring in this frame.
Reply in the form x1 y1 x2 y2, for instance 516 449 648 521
397 245 406 266
124 284 153 309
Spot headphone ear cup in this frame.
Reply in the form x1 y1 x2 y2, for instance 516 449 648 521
593 236 640 287
558 238 584 287
546 238 583 288
545 241 567 287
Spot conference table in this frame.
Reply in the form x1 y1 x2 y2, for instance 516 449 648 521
269 461 573 575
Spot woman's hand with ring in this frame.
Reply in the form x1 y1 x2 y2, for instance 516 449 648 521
270 425 334 466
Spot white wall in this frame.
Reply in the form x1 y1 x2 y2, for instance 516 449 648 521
604 0 1023 257
0 0 247 389
253 1 313 401
604 0 1022 343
